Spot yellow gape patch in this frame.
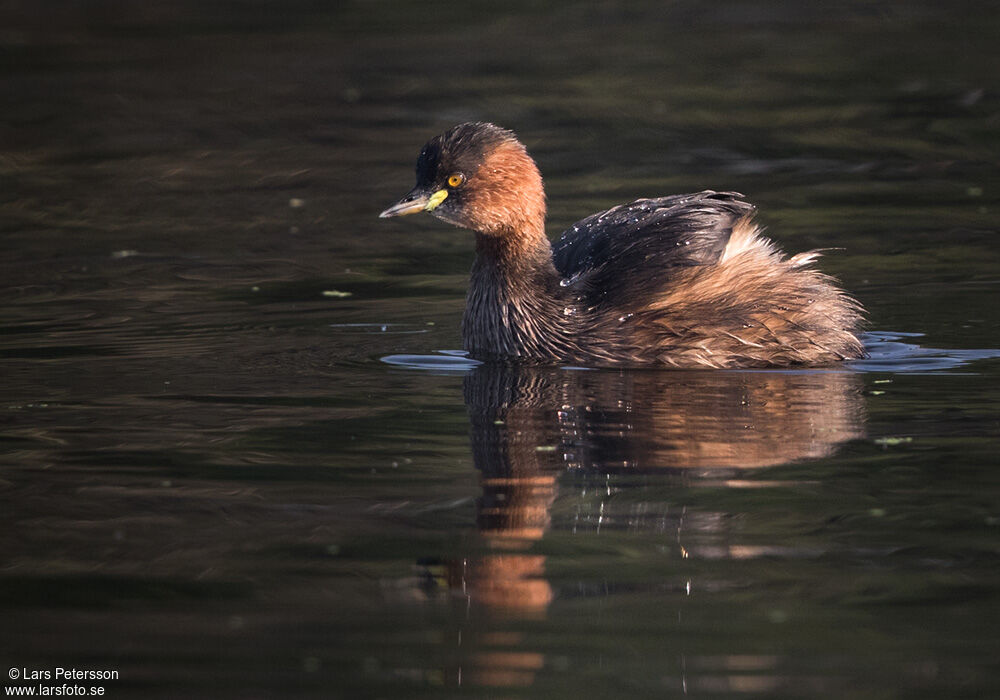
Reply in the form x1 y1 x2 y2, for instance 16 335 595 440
424 189 448 211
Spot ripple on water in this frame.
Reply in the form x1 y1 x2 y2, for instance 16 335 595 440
330 323 432 335
381 351 481 372
380 332 1000 374
852 332 1000 374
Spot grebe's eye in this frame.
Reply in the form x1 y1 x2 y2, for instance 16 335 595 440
447 173 465 188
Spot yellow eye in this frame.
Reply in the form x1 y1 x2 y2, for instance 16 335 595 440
447 173 465 188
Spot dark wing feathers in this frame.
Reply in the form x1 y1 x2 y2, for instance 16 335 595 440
551 191 754 309
552 191 754 278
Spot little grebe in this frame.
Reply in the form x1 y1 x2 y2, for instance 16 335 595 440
380 122 864 367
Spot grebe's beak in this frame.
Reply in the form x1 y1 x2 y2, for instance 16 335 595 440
379 187 448 218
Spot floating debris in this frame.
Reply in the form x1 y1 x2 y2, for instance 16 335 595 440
874 436 913 447
322 290 352 298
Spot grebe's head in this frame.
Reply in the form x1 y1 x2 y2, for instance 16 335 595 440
380 122 546 237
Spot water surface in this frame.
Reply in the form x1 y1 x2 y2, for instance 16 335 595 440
2 2 999 698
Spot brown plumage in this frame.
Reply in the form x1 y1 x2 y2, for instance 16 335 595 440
380 122 865 368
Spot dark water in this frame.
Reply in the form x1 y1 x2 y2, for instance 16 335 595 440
3 2 999 698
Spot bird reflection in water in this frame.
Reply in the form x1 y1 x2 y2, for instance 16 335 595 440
419 363 865 688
